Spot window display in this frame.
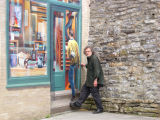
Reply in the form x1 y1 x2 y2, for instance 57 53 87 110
9 0 47 77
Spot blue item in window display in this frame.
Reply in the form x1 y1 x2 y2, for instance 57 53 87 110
38 55 43 68
10 54 17 67
39 44 43 51
31 50 36 60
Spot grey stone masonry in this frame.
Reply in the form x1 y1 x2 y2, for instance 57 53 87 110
86 0 160 117
82 97 160 117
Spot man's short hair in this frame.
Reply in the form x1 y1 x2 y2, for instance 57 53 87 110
83 45 94 55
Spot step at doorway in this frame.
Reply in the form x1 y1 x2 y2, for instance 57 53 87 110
51 90 80 114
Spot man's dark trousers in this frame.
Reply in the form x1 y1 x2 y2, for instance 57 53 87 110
75 84 103 110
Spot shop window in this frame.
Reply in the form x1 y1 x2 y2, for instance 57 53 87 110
57 0 80 5
9 0 47 77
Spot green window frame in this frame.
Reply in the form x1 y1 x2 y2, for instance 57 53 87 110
6 0 82 88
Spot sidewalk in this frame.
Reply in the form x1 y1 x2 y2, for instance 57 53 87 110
42 109 160 120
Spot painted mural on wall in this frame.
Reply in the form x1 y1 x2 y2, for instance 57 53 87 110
9 0 47 77
53 10 79 90
8 0 80 91
65 11 79 91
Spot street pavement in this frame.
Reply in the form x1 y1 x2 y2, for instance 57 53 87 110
42 109 160 120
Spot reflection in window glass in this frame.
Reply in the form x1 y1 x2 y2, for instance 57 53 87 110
65 10 78 42
9 0 47 77
57 0 80 5
65 10 79 90
65 10 78 72
53 11 64 72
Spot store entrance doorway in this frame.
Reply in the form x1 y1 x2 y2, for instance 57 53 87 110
49 5 80 91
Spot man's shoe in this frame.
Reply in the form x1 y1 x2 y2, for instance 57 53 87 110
70 102 80 110
92 109 103 114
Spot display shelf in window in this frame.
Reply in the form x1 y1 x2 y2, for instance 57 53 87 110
34 41 47 66
34 41 46 51
10 40 19 54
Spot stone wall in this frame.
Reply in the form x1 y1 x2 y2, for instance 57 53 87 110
83 97 160 117
84 0 160 117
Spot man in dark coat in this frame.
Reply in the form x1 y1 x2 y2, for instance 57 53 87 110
70 46 104 114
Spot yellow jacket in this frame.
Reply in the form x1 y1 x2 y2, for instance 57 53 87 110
67 39 80 65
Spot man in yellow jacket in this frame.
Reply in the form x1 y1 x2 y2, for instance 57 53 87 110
66 30 80 101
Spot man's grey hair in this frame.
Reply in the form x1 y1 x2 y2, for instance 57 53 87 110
83 45 95 55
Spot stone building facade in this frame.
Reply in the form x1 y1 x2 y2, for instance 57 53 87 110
83 0 160 117
0 0 90 120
